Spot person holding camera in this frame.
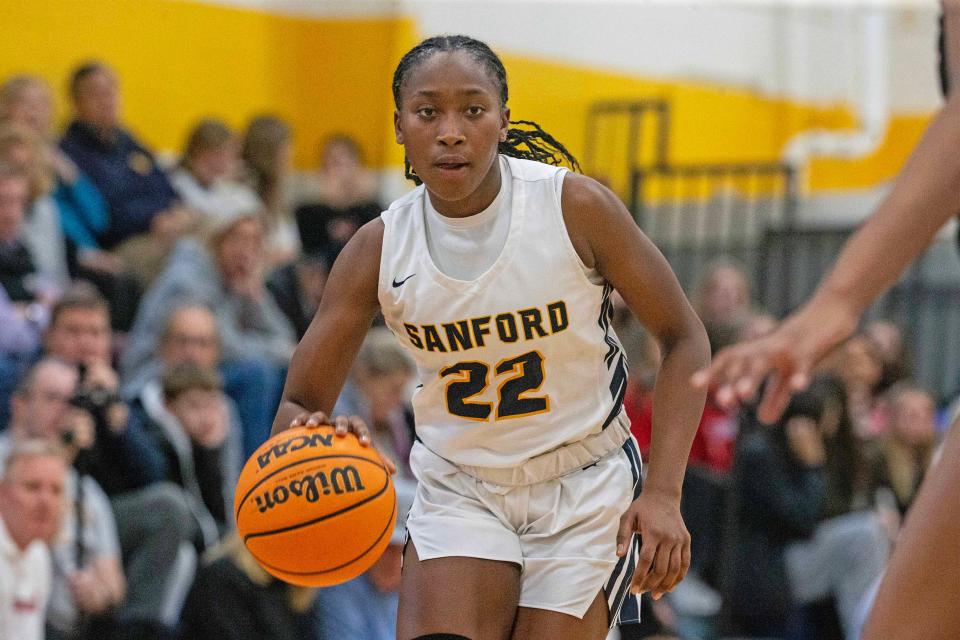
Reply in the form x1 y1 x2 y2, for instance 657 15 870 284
42 284 159 494
1 358 125 639
39 289 199 640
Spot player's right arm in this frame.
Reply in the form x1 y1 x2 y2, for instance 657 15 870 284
694 40 960 423
270 219 384 441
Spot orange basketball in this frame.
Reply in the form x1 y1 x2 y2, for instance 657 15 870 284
234 425 396 587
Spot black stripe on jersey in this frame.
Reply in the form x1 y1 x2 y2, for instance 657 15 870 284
623 436 643 500
597 284 623 369
601 353 629 429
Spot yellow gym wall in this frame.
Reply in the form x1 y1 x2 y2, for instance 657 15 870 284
0 0 399 168
0 0 932 194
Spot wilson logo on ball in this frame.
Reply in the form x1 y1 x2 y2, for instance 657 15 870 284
254 465 366 513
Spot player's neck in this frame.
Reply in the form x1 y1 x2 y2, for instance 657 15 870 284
427 157 502 219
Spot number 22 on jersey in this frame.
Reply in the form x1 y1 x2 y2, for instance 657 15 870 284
439 350 549 421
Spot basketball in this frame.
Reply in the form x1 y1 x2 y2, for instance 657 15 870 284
234 425 397 587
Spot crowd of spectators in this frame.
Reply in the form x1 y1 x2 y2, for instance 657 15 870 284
0 60 951 640
0 60 400 640
617 261 951 640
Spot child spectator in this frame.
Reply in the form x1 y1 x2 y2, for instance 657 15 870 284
131 363 232 548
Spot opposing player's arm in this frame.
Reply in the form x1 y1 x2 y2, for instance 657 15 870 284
562 172 710 597
694 16 960 422
271 219 383 438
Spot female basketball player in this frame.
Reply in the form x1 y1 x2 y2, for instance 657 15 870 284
694 2 960 637
272 35 710 640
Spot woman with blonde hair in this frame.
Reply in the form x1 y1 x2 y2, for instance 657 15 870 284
0 74 142 329
0 120 67 289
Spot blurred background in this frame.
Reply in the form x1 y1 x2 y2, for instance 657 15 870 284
0 1 953 639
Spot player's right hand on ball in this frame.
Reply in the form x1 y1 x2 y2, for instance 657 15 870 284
289 411 398 475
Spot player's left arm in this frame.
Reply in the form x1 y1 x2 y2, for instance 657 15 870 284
561 172 711 599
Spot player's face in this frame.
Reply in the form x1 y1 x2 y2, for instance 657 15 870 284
394 51 509 216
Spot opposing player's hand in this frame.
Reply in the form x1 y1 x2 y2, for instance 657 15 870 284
617 491 691 601
288 411 398 475
690 305 856 424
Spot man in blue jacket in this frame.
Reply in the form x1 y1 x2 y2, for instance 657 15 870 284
60 62 194 282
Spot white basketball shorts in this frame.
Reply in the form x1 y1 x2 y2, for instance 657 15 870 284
405 421 644 626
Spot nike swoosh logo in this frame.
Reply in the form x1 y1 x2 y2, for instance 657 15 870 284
392 274 416 288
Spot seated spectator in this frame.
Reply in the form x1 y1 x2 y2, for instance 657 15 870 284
1 75 109 266
721 382 888 639
43 285 161 494
810 376 867 520
693 261 752 331
867 382 937 517
312 477 415 640
60 62 194 284
0 74 141 331
266 252 327 339
2 359 126 640
43 291 200 639
819 333 886 439
241 115 299 266
0 121 69 291
0 440 67 640
865 320 910 394
624 310 739 475
294 134 381 266
123 212 294 456
169 118 261 221
132 363 232 548
0 129 63 301
334 328 415 478
0 162 54 428
0 163 50 353
179 534 317 640
122 303 242 488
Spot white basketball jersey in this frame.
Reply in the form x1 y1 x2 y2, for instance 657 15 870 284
378 155 628 468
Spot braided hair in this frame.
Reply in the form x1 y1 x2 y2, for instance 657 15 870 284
392 35 580 184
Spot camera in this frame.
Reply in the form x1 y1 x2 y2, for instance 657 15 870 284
69 385 121 417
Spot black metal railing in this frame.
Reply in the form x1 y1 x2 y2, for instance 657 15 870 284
584 97 960 400
583 99 671 195
630 163 797 298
